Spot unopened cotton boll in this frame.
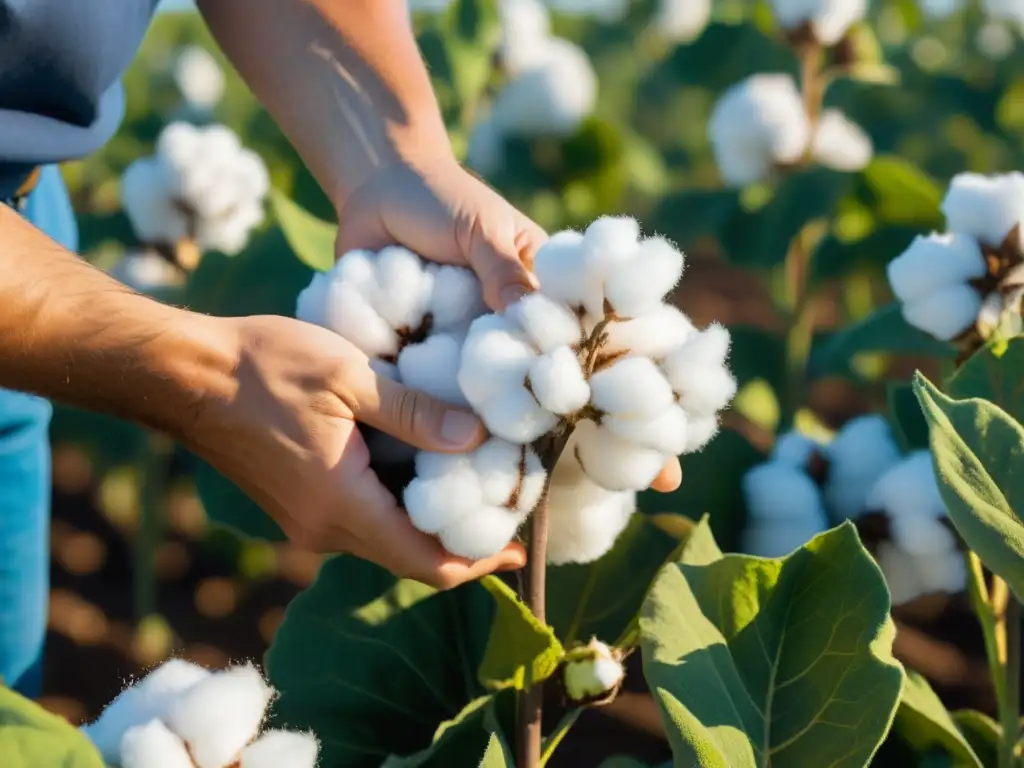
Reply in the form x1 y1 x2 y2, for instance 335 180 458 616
173 46 225 109
709 74 811 186
398 335 469 407
655 0 712 42
166 663 274 768
886 232 987 304
823 414 902 520
590 356 675 419
770 0 868 45
604 236 685 319
942 171 1024 249
902 283 982 341
563 639 625 703
120 719 194 768
811 109 873 171
602 305 695 358
83 659 211 762
574 420 669 491
507 292 582 353
528 346 591 415
240 730 320 768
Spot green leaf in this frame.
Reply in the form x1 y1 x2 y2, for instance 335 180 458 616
858 156 944 228
442 0 500 109
649 188 740 251
269 188 337 272
888 381 932 452
810 226 921 284
894 672 982 768
811 303 955 377
478 577 564 690
547 514 693 649
640 522 904 768
479 731 514 767
947 337 1024 424
913 373 1024 601
951 711 1001 768
267 556 547 767
193 460 286 542
0 685 105 767
381 695 512 768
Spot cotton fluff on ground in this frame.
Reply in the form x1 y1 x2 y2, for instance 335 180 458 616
121 122 269 255
294 216 735 563
81 659 318 768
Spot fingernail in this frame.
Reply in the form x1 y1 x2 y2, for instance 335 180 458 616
441 410 481 448
500 284 530 309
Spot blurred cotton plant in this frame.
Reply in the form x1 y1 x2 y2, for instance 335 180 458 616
82 659 319 768
120 122 270 270
887 171 1024 350
172 46 225 111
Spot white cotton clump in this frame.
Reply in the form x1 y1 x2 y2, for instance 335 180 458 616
430 264 488 332
741 461 829 557
886 232 987 304
942 171 1024 248
374 246 435 330
563 639 625 702
121 122 268 254
398 334 469 407
602 305 696 358
708 74 811 186
591 356 675 419
660 323 737 418
875 542 927 606
173 46 224 109
823 414 902 520
867 450 946 522
573 420 669 492
771 430 825 469
82 659 211 762
166 663 274 768
902 283 983 341
532 230 590 308
770 0 868 45
120 719 194 768
499 0 552 76
603 403 690 456
240 730 320 768
546 469 636 565
655 0 712 42
528 347 592 415
507 292 583 353
811 109 873 171
604 236 686 319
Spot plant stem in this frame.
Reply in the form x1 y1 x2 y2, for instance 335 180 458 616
517 495 549 768
999 589 1021 768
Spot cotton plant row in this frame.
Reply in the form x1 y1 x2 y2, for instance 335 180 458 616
80 659 318 768
121 121 270 262
887 171 1024 347
296 215 735 563
741 415 966 605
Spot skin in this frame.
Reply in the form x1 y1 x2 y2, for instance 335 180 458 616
0 0 681 590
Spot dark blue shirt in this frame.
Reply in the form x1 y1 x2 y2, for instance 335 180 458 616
0 0 159 197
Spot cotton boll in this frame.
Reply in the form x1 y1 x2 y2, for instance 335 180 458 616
742 520 826 558
324 282 400 359
458 314 538 405
499 0 551 76
373 246 432 331
890 514 958 557
876 542 927 606
589 356 675 419
173 46 225 109
528 347 590 415
546 478 635 565
404 462 483 534
334 249 378 295
84 659 211 762
868 450 947 522
574 420 669 491
507 293 583 353
581 216 642 275
942 171 1024 248
295 272 331 326
771 431 826 469
902 283 982 341
811 109 873 171
823 414 902 520
120 719 194 768
886 232 987 304
662 322 731 374
236 149 271 199
563 640 625 702
771 0 869 46
709 74 811 186
478 386 560 444
167 664 274 768
669 362 737 418
240 730 319 768
743 461 830 526
471 439 523 507
534 230 590 308
604 237 685 319
914 550 967 595
439 504 527 560
429 265 487 332
602 305 696 358
656 0 711 42
603 404 690 456
121 159 189 246
684 415 720 453
398 335 469 407
156 122 202 169
515 449 547 514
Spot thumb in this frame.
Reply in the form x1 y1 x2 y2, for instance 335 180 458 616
344 360 486 453
468 220 546 312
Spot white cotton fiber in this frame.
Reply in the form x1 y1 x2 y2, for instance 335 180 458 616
901 283 982 341
120 719 194 768
603 403 690 456
458 314 537 406
528 347 591 415
477 385 560 444
373 246 433 331
404 461 483 534
604 236 685 319
823 414 902 520
573 420 669 491
811 109 873 172
507 292 582 353
324 282 400 359
602 305 696 358
589 356 675 419
240 730 320 768
875 542 926 606
534 230 592 309
429 265 487 332
398 334 469 407
471 439 524 507
742 461 830 526
439 504 527 560
684 415 720 453
886 232 987 304
942 171 1024 248
771 431 825 469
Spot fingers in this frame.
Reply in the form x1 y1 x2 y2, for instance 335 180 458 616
468 222 544 312
650 458 682 492
340 355 487 453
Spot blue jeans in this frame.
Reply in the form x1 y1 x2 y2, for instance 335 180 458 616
0 166 77 697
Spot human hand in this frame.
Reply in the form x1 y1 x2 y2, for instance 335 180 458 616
335 156 683 491
187 314 528 590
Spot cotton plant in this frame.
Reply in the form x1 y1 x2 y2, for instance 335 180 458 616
887 171 1024 347
81 659 318 768
654 0 712 43
172 46 225 111
296 215 735 564
770 0 868 46
120 122 270 266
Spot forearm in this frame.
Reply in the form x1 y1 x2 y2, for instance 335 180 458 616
197 0 452 210
0 206 236 439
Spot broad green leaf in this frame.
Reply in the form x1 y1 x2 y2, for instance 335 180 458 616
951 711 1000 768
640 522 904 768
649 188 740 251
913 374 1024 601
947 337 1024 424
193 460 287 542
638 429 762 553
267 556 545 767
858 156 944 228
810 226 921 283
0 685 105 767
661 22 796 91
888 382 931 452
269 188 337 272
478 577 564 690
810 303 955 377
894 672 982 768
479 731 514 767
381 695 512 768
